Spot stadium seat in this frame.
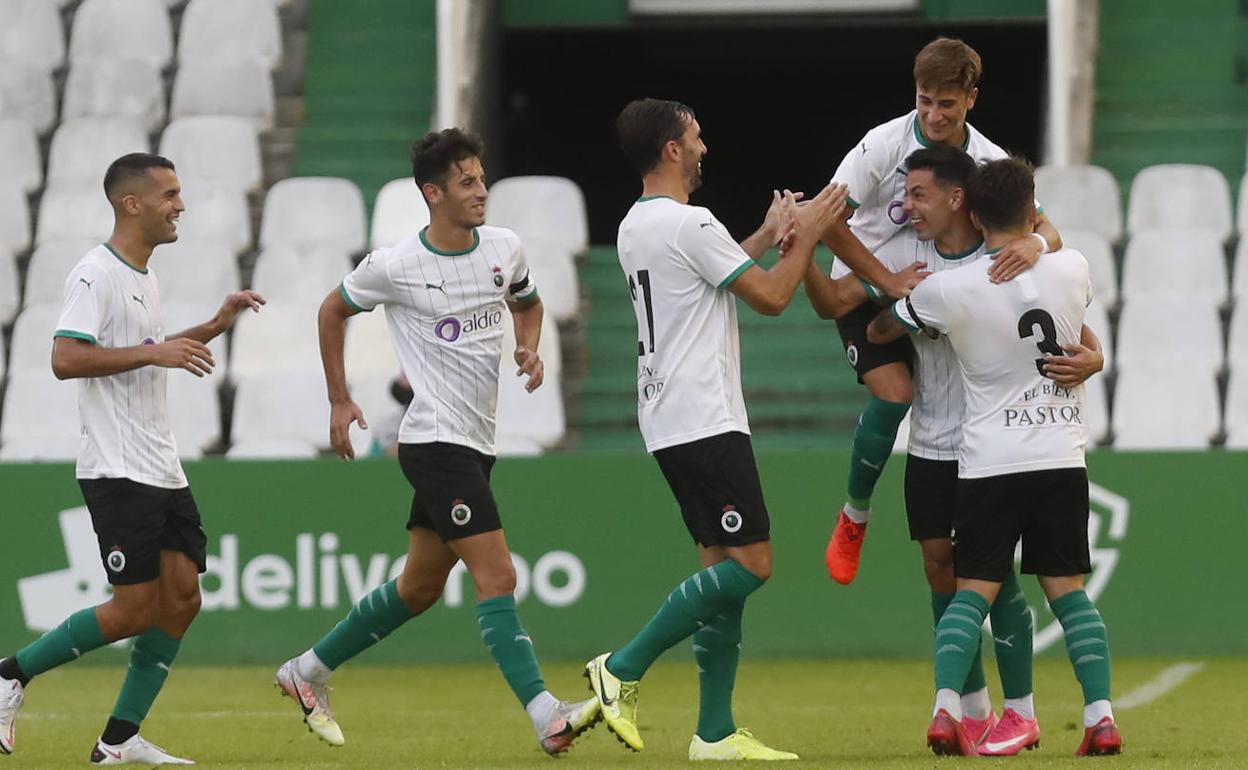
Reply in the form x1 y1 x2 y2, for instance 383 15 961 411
1034 165 1123 244
1234 238 1248 302
259 177 367 254
69 0 173 69
174 180 252 254
495 308 564 451
1116 295 1222 376
46 118 149 186
344 308 402 448
1084 372 1109 445
1112 367 1220 449
1126 164 1234 243
0 180 30 254
1224 372 1248 448
160 117 262 194
0 118 43 193
1120 229 1227 303
1084 296 1113 372
170 57 275 130
370 178 430 249
22 239 101 307
0 372 81 461
61 60 166 133
36 184 113 246
0 0 65 73
0 63 56 134
486 176 589 257
1227 304 1248 370
179 0 282 70
7 303 59 375
0 329 5 381
0 245 16 324
1061 229 1117 307
250 245 352 304
151 240 240 305
163 301 228 378
520 236 580 322
227 371 328 457
167 370 221 459
230 305 323 378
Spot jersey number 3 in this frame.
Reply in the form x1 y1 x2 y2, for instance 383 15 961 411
629 269 655 356
1017 308 1064 375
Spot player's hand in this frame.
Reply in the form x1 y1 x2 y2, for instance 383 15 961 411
515 346 544 392
329 400 368 461
987 235 1042 284
148 338 215 377
213 290 266 333
1043 343 1104 387
764 189 801 249
791 183 849 246
879 261 931 299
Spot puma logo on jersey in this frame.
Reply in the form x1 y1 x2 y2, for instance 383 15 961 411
131 294 146 307
861 141 870 155
700 220 714 229
424 280 447 294
78 277 95 289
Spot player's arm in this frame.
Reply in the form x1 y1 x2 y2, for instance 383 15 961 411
51 335 215 379
739 189 797 261
508 295 544 392
867 279 946 344
1042 323 1104 387
821 217 921 299
169 290 266 344
986 209 1064 284
804 262 867 319
319 287 367 460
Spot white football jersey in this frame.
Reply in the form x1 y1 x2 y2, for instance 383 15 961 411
893 247 1093 478
874 231 987 460
340 226 536 456
55 243 187 488
616 195 753 453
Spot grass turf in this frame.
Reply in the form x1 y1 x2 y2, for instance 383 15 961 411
5 657 1244 768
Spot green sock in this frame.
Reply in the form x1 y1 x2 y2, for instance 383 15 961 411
477 594 546 706
111 627 180 725
934 590 990 693
312 580 414 670
608 559 764 682
931 592 986 694
1051 590 1112 703
990 572 1034 699
15 607 108 678
847 396 911 507
694 601 743 743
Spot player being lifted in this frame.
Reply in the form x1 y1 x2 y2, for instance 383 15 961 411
585 98 847 761
868 157 1122 757
274 129 599 757
0 153 265 765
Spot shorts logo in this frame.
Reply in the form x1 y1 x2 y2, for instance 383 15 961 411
888 199 910 225
106 547 126 573
846 344 859 366
492 266 505 288
450 500 472 526
720 506 743 534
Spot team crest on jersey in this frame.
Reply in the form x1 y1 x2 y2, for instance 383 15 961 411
720 505 743 534
106 546 126 573
491 265 504 287
846 344 859 367
450 499 472 526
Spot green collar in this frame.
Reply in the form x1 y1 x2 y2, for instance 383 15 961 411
637 194 673 202
420 227 480 257
936 238 984 260
985 245 1004 256
103 242 147 274
912 114 971 152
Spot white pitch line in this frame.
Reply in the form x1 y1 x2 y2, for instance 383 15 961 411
1117 661 1206 710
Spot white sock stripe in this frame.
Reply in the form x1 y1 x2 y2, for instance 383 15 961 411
692 573 704 594
1067 637 1105 651
944 605 986 621
1059 608 1101 624
1063 621 1107 636
937 643 968 654
692 644 709 653
1074 654 1106 665
944 615 984 630
937 628 974 640
379 585 390 607
707 568 721 590
1009 591 1027 605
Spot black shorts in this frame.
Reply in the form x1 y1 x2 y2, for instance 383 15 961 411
953 468 1091 582
78 478 207 586
904 455 958 541
653 431 771 547
835 300 914 384
398 442 502 541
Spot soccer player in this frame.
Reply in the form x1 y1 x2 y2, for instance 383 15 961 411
274 128 599 756
584 98 847 761
867 157 1123 757
0 153 265 764
806 37 1065 586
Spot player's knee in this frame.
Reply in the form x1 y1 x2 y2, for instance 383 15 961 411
473 561 517 599
396 575 443 613
102 602 158 640
921 549 955 591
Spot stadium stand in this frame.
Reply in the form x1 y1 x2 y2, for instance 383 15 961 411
496 308 565 454
62 60 166 132
1061 228 1117 307
160 117 263 194
520 237 580 322
1034 164 1123 244
0 0 65 74
0 181 30 254
230 306 322 379
1126 164 1234 243
23 239 101 307
227 371 328 459
1120 229 1228 304
69 0 174 68
1116 295 1224 376
486 176 590 258
0 119 43 194
164 301 229 379
370 178 431 249
171 57 276 130
0 64 56 135
179 0 283 71
168 371 222 459
1225 372 1248 448
0 246 16 325
251 245 352 303
152 241 242 305
35 184 116 246
259 177 366 254
0 373 80 461
1112 367 1221 449
173 181 252 254
46 118 149 186
1084 296 1113 372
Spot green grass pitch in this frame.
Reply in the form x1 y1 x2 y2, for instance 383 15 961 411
5 658 1244 768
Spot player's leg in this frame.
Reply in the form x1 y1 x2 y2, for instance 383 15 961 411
977 570 1038 756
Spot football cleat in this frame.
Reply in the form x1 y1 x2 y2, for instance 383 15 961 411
1075 716 1122 757
963 710 999 749
825 511 868 585
275 657 345 747
689 728 799 761
536 696 601 755
978 708 1040 756
584 653 643 752
90 734 193 765
0 670 23 755
927 708 976 756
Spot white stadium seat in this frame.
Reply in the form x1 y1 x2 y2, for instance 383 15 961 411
495 308 564 452
163 302 228 378
1120 229 1227 303
0 372 81 462
370 177 430 249
1127 164 1233 242
227 371 328 458
1084 372 1109 445
1235 238 1248 302
344 308 402 446
250 245 352 304
1084 296 1113 373
36 184 113 245
1061 229 1117 307
62 60 166 133
167 370 221 459
69 0 173 68
522 237 580 322
171 57 275 130
259 177 367 254
0 63 56 134
1227 305 1248 370
0 0 65 73
174 180 252 254
46 118 149 186
151 240 240 305
0 180 30 253
230 304 322 378
0 245 16 324
7 303 60 375
1237 173 1248 237
0 118 43 193
1224 372 1248 448
486 176 589 256
0 330 5 381
1112 367 1220 449
179 0 282 70
160 117 262 194
1034 164 1123 244
1116 295 1222 376
22 239 101 307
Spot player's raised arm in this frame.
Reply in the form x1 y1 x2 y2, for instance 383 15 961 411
986 205 1064 284
169 290 265 344
318 287 367 460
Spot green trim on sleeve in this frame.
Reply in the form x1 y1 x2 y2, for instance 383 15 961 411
718 259 755 289
891 303 920 332
54 329 97 344
338 283 368 313
846 195 860 210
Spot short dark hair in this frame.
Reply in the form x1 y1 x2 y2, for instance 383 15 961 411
103 153 175 200
967 157 1035 231
906 146 976 190
913 37 982 93
616 98 696 176
410 128 484 190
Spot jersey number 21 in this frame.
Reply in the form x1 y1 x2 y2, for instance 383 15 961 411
629 270 655 356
